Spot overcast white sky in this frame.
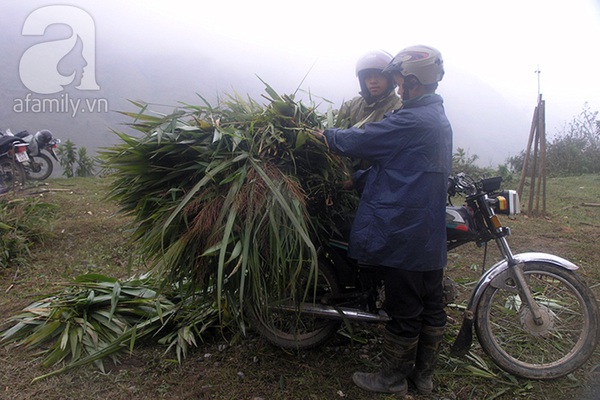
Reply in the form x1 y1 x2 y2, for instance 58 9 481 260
120 0 600 110
4 0 600 166
129 0 600 163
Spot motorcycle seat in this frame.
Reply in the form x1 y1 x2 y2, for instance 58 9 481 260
14 130 30 139
0 136 23 148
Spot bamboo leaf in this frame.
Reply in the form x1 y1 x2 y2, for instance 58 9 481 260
1 321 31 342
216 206 238 312
226 241 243 265
109 281 122 322
75 274 118 283
70 326 82 359
59 322 70 351
129 327 137 354
256 75 282 101
22 320 62 348
42 345 69 368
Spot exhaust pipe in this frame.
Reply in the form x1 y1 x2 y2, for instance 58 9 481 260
273 302 391 323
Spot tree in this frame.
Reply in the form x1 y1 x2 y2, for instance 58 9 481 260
546 103 600 175
57 139 77 178
509 104 600 176
452 148 479 176
57 140 96 178
76 147 96 177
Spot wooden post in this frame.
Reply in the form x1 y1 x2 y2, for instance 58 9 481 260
539 99 547 215
518 94 547 216
517 103 539 198
529 117 539 215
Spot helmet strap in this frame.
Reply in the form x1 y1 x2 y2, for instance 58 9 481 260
401 76 421 101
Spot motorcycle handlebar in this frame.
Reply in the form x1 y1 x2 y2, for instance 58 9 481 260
448 173 503 197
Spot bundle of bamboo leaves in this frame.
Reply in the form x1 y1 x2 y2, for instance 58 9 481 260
1 273 218 381
100 83 357 327
0 84 358 376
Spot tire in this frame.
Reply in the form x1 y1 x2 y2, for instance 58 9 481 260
475 261 599 379
26 153 53 180
249 258 341 349
0 158 26 192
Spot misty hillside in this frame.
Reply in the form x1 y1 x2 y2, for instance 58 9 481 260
0 4 533 170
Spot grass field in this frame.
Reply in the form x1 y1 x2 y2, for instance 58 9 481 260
1 175 599 400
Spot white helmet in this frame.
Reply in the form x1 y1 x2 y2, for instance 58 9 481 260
384 45 444 85
354 50 396 102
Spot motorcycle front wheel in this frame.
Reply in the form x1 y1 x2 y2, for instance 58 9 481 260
249 259 341 349
0 158 26 192
475 261 599 379
26 153 53 180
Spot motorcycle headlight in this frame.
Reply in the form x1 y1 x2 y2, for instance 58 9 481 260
493 190 520 215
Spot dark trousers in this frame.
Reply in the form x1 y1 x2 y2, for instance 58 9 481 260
382 267 446 337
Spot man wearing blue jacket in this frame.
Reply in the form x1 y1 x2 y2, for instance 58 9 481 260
313 45 452 395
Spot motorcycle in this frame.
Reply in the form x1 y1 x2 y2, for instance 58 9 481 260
0 135 29 193
9 129 61 181
250 173 599 380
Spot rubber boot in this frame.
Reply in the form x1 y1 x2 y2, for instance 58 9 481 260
352 329 418 394
408 324 445 395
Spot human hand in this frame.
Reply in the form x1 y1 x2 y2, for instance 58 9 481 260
340 179 354 190
309 129 325 141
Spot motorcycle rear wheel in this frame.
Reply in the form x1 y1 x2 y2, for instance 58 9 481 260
0 158 26 192
249 259 341 349
475 261 599 379
26 153 53 180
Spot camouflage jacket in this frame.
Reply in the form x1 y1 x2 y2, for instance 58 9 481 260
337 91 402 128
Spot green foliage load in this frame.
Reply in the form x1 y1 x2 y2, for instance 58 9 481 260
100 84 357 319
0 85 358 378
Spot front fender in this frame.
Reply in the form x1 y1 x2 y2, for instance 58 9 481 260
465 252 578 313
450 252 579 356
45 148 60 161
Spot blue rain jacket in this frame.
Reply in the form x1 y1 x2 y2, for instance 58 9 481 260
323 94 453 271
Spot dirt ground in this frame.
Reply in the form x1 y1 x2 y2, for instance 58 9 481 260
1 177 599 400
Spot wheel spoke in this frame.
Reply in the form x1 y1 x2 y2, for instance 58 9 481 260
250 260 340 349
475 262 599 378
0 159 26 191
26 154 53 180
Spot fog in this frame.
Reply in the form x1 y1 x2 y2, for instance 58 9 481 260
1 0 599 168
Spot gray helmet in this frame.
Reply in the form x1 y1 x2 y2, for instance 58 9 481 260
355 50 394 76
384 45 444 85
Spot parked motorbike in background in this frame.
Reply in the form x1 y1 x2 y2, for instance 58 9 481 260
250 173 599 380
0 135 29 193
8 129 61 181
